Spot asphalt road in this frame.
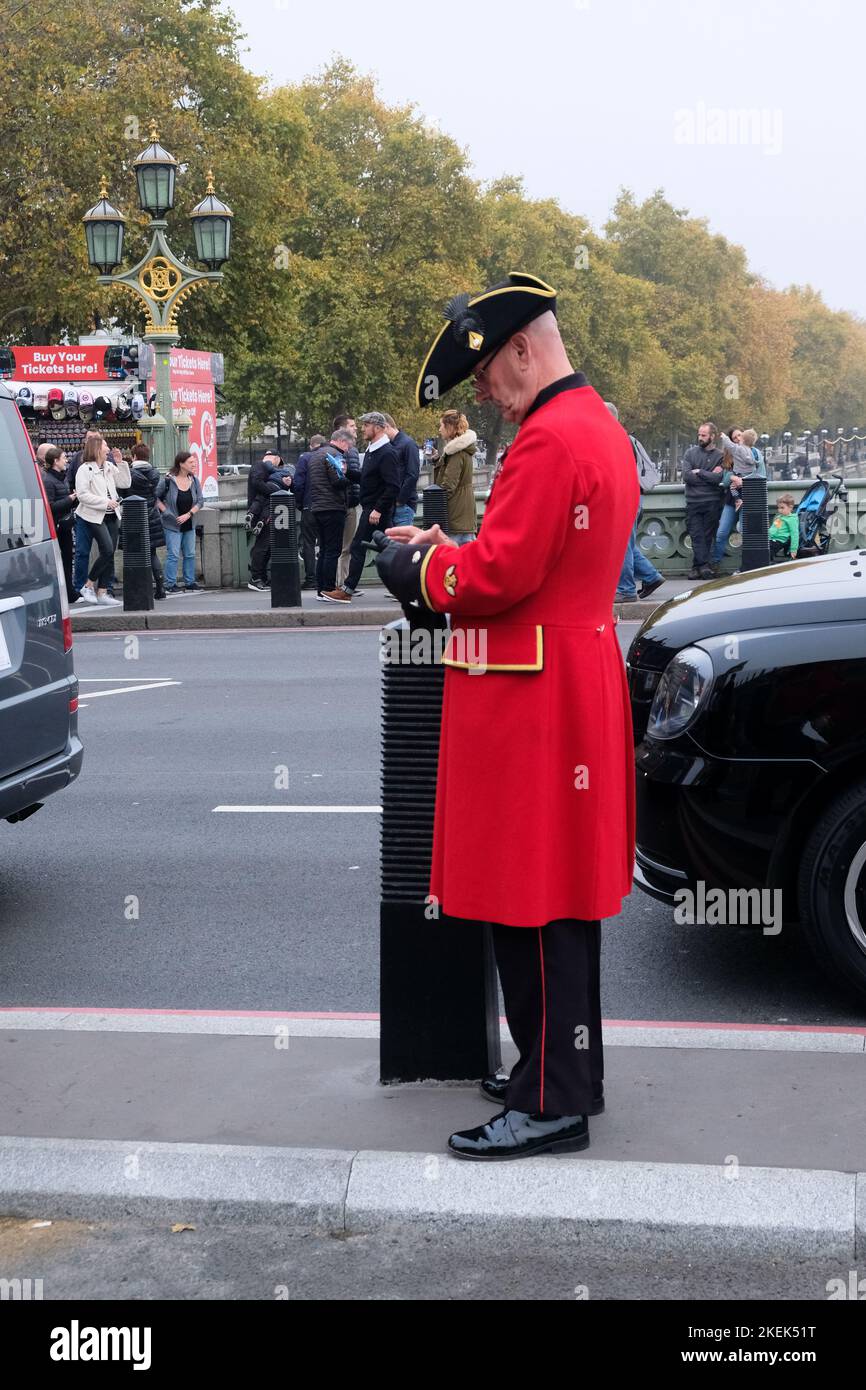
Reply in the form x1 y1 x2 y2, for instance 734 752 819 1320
1 627 863 1024
0 1214 847 1303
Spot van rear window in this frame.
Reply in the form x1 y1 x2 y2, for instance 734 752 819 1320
0 402 48 547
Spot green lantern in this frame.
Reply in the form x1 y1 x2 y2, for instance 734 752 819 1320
82 176 126 274
133 123 178 218
191 171 234 270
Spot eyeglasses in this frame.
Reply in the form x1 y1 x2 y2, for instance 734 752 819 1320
471 339 507 386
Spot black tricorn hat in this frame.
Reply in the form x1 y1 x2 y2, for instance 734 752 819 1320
415 271 557 409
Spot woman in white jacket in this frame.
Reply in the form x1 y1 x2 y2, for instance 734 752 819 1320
74 435 131 607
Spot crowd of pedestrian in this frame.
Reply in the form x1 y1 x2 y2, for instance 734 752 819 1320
247 408 477 602
681 422 767 579
37 432 205 607
39 409 808 614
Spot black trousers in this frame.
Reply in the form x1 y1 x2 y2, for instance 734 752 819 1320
686 498 723 568
57 525 76 599
81 516 118 589
344 506 392 593
249 525 270 582
300 509 318 585
492 918 603 1117
313 509 345 594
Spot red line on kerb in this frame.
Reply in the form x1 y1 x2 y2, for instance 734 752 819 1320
605 1019 866 1035
0 1009 864 1036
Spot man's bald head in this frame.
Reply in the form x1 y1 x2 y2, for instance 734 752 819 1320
36 443 52 464
473 311 574 424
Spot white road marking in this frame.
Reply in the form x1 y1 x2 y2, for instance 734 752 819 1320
78 678 177 682
213 805 382 814
78 680 181 700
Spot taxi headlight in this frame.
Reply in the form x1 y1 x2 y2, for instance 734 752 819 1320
647 646 714 740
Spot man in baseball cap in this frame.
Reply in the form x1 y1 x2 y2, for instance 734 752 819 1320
335 412 400 600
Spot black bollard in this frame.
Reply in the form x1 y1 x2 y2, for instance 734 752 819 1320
379 615 502 1084
120 496 154 613
740 476 771 571
422 484 449 531
269 491 302 609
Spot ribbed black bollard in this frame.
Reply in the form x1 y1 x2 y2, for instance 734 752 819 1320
740 476 771 571
269 491 302 608
120 496 154 613
422 485 449 531
379 617 502 1083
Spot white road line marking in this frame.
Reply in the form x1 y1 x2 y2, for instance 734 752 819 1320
78 678 177 683
213 805 382 814
78 681 181 699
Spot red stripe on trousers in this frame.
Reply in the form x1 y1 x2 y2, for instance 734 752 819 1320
538 927 547 1113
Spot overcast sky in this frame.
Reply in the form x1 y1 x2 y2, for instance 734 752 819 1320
234 0 865 317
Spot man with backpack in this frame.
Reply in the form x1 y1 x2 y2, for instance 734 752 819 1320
607 404 665 604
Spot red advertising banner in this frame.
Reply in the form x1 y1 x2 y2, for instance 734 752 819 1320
151 349 219 499
11 345 111 380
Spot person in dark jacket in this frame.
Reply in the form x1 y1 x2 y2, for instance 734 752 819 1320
118 444 167 599
681 422 725 579
42 448 80 603
245 451 284 592
293 435 327 590
340 412 400 599
384 414 420 527
307 429 360 602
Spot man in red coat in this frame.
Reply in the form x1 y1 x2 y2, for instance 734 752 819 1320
376 272 638 1160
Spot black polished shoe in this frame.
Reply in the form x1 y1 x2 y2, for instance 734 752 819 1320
448 1109 589 1161
479 1073 605 1114
687 567 701 580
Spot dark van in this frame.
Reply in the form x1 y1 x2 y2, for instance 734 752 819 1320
0 384 82 823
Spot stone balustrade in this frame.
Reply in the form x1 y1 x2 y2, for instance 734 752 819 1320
151 473 864 589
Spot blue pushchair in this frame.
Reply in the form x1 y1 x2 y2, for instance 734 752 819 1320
795 474 848 557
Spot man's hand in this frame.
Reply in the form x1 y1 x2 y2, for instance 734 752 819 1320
730 475 743 489
712 465 723 474
385 523 454 547
369 510 381 525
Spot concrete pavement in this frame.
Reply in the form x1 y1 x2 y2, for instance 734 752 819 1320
2 1015 866 1258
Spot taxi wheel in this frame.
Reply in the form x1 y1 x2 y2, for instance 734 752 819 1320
797 781 866 1006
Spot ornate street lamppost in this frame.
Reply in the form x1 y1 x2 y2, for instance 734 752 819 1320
760 433 771 471
82 124 233 472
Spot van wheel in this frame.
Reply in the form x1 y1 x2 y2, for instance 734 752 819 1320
797 781 866 1005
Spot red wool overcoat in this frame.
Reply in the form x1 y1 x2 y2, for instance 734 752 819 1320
420 379 639 927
